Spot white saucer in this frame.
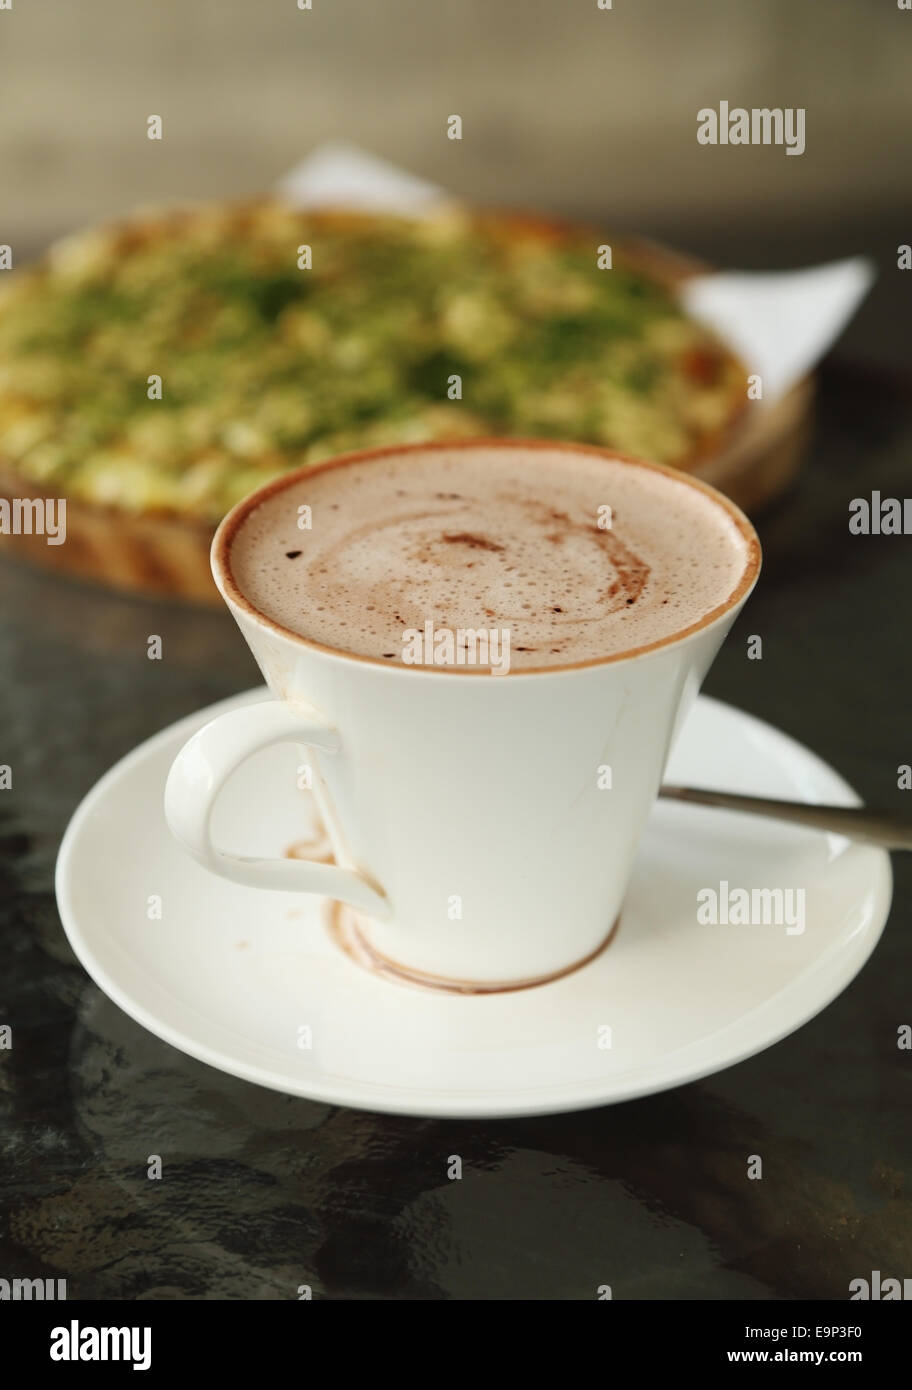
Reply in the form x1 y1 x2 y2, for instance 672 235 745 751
55 689 892 1119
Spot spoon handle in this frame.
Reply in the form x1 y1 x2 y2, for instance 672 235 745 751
659 785 912 850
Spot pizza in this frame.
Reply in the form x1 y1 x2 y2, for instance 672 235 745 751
0 202 747 534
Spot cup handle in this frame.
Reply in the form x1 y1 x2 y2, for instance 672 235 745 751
164 700 391 919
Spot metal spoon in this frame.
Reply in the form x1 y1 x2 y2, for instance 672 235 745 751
659 785 912 851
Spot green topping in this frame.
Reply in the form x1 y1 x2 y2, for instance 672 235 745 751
0 207 741 520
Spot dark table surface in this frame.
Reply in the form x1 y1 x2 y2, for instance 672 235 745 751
1 361 910 1301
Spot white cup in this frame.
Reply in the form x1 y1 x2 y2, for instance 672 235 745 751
165 441 760 991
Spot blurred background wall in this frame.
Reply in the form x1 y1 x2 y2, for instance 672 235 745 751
1 0 909 362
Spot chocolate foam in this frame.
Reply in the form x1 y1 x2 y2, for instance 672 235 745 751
226 444 753 671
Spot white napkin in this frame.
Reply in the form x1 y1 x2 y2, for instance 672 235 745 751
276 142 446 215
679 261 874 404
278 144 875 404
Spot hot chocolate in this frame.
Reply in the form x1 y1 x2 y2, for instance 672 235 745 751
226 442 755 671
